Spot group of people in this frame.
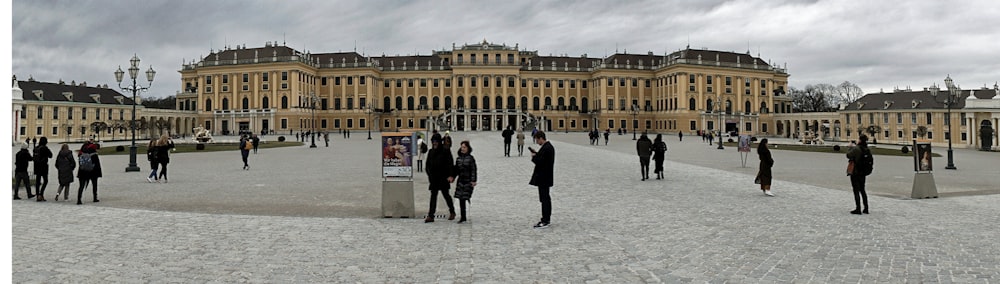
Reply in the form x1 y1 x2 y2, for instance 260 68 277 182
500 127 526 157
587 129 611 146
14 137 102 205
634 133 668 180
424 129 555 228
146 135 176 183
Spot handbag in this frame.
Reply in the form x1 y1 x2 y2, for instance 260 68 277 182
753 176 761 185
846 161 855 176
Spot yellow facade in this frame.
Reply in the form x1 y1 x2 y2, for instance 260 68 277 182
178 41 792 136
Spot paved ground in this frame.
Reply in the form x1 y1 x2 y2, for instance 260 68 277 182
10 132 1000 283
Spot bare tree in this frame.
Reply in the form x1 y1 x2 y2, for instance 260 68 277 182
790 84 838 112
836 81 865 106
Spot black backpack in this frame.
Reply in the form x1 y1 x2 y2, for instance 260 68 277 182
856 148 874 176
420 141 428 154
79 153 96 171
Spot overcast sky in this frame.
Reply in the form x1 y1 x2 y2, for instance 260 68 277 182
11 0 1000 98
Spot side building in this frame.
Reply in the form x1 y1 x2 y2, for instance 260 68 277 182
177 41 793 136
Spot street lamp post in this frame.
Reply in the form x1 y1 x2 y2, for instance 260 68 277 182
366 103 374 140
716 101 725 150
942 76 959 170
631 104 639 140
564 112 569 133
114 54 155 172
308 92 318 148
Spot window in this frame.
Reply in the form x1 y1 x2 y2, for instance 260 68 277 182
607 99 614 110
222 98 229 110
926 113 932 124
928 132 933 139
620 78 625 87
645 79 651 88
222 75 229 84
608 78 613 86
458 78 464 88
961 113 967 126
262 73 269 81
335 77 341 85
262 97 269 109
68 107 73 119
582 80 587 88
347 118 354 128
205 75 212 85
263 84 269 90
558 80 564 88
359 98 366 109
347 76 353 85
496 76 502 87
281 118 287 129
911 113 917 124
689 98 696 110
883 113 889 124
898 131 903 138
384 80 390 88
534 80 539 88
36 127 42 135
706 76 713 85
53 107 58 119
281 96 288 109
243 73 249 83
608 120 615 129
869 113 875 124
52 127 58 135
470 77 477 87
396 79 402 88
632 79 637 87
420 79 427 87
482 77 488 87
690 121 697 130
242 97 249 109
457 54 463 64
509 77 515 88
281 72 288 81
885 130 890 137
570 80 576 88
359 76 365 85
521 79 527 88
321 119 327 129
37 106 44 119
507 54 514 64
433 79 439 88
280 83 287 89
445 79 451 87
545 80 551 88
897 113 903 124
944 113 951 125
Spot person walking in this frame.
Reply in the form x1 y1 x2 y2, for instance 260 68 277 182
604 129 610 145
755 138 775 196
146 138 160 183
678 131 684 141
76 143 102 205
453 140 478 224
295 132 300 142
529 131 555 229
14 143 33 200
635 134 652 181
652 134 667 180
54 144 76 201
32 137 53 201
156 135 175 183
516 129 526 156
252 134 260 154
502 126 514 157
239 135 251 170
424 134 456 223
416 134 427 172
324 132 329 147
847 135 874 214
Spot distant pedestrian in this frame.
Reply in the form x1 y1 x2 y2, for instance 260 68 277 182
343 129 347 139
604 129 610 145
156 135 175 183
239 135 251 170
76 143 102 205
755 138 775 196
416 134 427 172
54 143 75 201
14 143 33 200
146 138 160 182
32 137 53 202
847 135 874 215
347 130 350 139
529 131 555 229
32 137 37 148
678 131 683 141
443 131 453 149
502 126 514 157
252 134 260 154
453 140 478 224
295 132 300 142
516 129 526 156
424 134 456 223
324 132 330 147
636 134 652 181
652 134 667 180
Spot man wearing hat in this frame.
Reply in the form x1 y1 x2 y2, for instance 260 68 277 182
14 143 34 200
424 133 456 222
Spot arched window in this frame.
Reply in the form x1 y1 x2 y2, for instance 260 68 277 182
444 96 452 110
557 97 565 107
262 97 269 109
457 96 465 109
243 97 250 109
495 96 502 109
470 96 478 109
281 96 288 109
483 96 490 109
205 99 213 111
725 100 732 113
760 102 768 113
383 97 391 110
419 96 428 110
395 96 403 110
545 97 552 109
533 97 540 110
689 98 696 110
581 97 589 112
706 99 713 111
569 97 577 108
745 101 751 113
432 97 440 110
407 96 415 110
222 98 229 110
507 96 515 110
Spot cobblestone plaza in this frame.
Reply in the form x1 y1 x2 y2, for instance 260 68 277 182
11 133 1000 283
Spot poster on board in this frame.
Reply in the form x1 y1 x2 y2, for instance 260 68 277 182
913 141 932 172
738 135 752 153
382 132 413 178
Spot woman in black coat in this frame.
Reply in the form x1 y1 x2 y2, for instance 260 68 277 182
651 134 667 180
156 135 175 182
424 134 456 223
77 143 103 204
54 144 76 201
453 140 478 224
755 138 774 196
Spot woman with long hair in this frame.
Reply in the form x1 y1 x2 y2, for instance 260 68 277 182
651 134 667 180
453 140 478 224
156 134 175 183
54 144 76 201
146 138 160 182
755 138 774 196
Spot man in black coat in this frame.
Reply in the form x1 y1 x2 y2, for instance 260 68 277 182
14 143 33 199
502 126 515 157
424 134 456 223
32 137 53 201
529 131 555 229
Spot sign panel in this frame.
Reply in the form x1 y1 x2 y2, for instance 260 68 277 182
913 141 933 172
738 135 752 153
382 132 413 178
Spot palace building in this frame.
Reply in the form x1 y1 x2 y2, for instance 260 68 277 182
177 40 793 136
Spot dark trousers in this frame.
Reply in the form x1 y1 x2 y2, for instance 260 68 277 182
253 145 259 153
77 177 98 202
158 162 169 180
458 198 469 219
538 186 551 223
428 188 455 216
639 157 650 178
34 174 48 197
148 161 159 179
241 150 250 167
654 158 665 174
850 174 869 210
504 142 511 156
14 171 32 197
517 144 524 156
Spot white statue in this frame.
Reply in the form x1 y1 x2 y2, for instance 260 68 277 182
192 126 214 143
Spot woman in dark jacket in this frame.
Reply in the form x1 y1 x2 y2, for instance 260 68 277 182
755 138 774 196
77 143 103 205
651 134 667 180
424 134 456 223
453 140 478 224
146 138 160 182
156 135 175 182
54 144 76 201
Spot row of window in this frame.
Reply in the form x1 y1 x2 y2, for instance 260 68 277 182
19 126 126 136
844 129 966 141
21 106 125 120
455 53 516 65
846 112 967 126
